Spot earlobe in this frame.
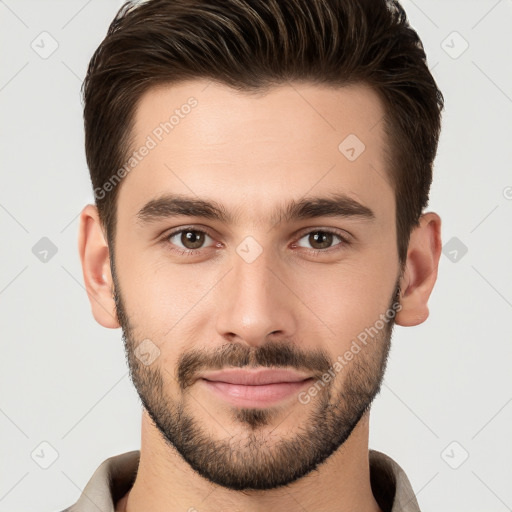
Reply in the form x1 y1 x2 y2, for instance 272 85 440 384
395 212 442 327
78 204 120 329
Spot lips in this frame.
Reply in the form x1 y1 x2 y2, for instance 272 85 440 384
199 368 311 386
199 368 314 407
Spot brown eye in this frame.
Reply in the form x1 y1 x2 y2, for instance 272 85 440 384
295 229 349 252
308 231 334 250
165 228 215 255
179 229 206 249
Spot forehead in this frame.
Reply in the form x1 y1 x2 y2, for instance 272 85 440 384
117 79 393 227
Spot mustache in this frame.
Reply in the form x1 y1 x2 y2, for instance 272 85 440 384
176 340 332 391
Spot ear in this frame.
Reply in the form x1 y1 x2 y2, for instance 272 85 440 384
395 212 442 327
78 204 120 329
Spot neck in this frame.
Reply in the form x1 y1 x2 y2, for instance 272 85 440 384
117 410 382 512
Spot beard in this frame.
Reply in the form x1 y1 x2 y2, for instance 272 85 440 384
112 263 401 491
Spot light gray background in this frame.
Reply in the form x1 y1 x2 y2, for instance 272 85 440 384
1 1 511 511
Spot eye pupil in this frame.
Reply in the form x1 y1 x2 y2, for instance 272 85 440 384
310 231 333 249
182 230 204 249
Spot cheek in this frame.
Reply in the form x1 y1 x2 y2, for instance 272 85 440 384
116 249 218 340
294 254 398 347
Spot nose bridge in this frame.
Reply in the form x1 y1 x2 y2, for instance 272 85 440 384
215 242 296 346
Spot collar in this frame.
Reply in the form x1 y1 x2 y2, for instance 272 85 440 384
63 449 420 512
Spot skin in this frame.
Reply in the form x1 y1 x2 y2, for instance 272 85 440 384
78 80 441 512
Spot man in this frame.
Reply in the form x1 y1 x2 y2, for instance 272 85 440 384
65 0 443 510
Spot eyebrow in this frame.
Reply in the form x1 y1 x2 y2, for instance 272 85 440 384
136 192 376 227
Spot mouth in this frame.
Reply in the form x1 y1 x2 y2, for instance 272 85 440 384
198 368 314 407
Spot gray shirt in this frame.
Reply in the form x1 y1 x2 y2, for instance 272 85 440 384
61 449 421 512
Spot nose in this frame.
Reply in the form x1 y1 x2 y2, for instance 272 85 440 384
214 244 298 348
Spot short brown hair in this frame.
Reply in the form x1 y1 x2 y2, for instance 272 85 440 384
82 0 444 264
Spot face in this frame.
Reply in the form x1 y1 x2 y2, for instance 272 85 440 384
111 80 403 490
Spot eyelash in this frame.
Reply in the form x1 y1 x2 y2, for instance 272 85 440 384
160 226 351 257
